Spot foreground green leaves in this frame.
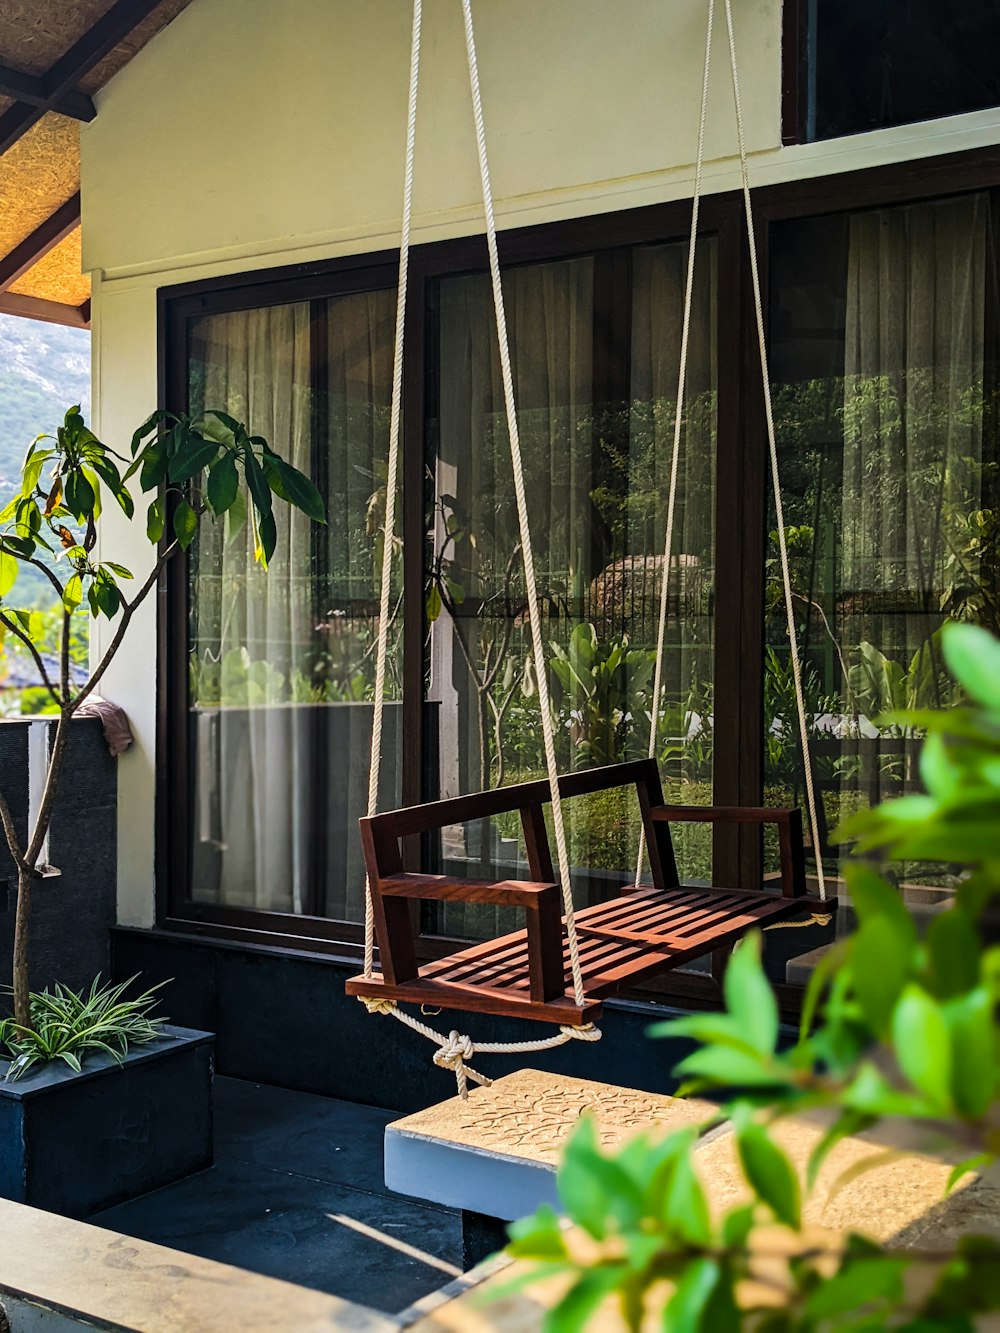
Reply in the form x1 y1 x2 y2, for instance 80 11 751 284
502 623 1000 1330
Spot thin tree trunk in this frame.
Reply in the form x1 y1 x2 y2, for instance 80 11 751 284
12 866 31 1029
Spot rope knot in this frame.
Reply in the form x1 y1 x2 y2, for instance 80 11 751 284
361 997 398 1017
562 1023 602 1044
433 1030 476 1073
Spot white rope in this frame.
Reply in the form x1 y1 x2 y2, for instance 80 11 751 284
461 0 588 1005
363 998 600 1099
635 0 715 889
358 0 601 1097
722 0 827 900
364 0 422 978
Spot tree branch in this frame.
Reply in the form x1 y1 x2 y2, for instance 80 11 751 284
71 538 179 711
0 612 61 707
0 786 25 870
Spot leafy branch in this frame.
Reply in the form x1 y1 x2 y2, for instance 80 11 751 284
0 406 325 1036
505 622 1000 1330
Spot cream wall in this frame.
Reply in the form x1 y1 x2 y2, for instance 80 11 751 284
83 0 1000 926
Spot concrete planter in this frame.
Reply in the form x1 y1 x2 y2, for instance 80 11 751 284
0 1025 213 1218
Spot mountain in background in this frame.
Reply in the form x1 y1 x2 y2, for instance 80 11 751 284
0 313 91 604
0 314 91 485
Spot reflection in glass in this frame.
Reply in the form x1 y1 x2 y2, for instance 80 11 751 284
187 292 402 922
767 192 998 922
426 244 717 937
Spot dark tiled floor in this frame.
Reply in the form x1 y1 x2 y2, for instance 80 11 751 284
92 1077 462 1314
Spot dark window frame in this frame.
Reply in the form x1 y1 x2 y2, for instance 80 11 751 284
156 143 1000 987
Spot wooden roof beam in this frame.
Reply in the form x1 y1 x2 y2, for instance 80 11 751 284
0 0 166 157
0 292 90 329
0 63 95 123
0 193 81 294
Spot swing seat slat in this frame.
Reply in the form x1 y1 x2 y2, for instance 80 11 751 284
345 759 826 1026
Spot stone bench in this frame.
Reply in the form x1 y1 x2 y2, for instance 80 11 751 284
384 1069 720 1266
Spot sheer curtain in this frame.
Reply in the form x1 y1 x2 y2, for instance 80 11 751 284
629 241 717 712
433 257 595 804
841 194 988 796
629 241 717 880
190 303 313 913
188 291 398 921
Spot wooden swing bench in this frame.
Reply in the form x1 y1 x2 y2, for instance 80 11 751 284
346 758 819 1027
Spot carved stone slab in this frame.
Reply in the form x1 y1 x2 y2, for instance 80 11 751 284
385 1070 718 1220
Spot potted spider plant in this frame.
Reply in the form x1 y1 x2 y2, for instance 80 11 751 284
0 405 324 1217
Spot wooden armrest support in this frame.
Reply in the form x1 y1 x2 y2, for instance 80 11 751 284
650 805 798 825
651 805 807 898
378 873 559 909
371 874 564 1003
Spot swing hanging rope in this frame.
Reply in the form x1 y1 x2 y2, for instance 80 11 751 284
359 0 600 1097
635 0 828 906
360 0 830 1097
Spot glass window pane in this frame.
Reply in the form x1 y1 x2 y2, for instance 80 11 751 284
768 192 998 980
425 243 716 939
806 0 1000 141
187 291 401 923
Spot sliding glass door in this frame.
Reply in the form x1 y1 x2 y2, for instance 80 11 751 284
423 240 717 938
767 189 999 915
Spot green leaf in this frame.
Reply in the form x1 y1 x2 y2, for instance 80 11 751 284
62 574 83 614
661 1135 711 1245
945 1154 992 1194
544 1264 625 1333
851 915 910 1034
168 436 220 485
102 562 133 580
263 453 326 523
506 1205 568 1261
426 585 442 623
663 1258 729 1333
735 1117 800 1229
803 1257 907 1320
139 442 169 493
146 498 164 544
672 1044 779 1089
556 1116 644 1239
0 550 18 597
943 989 995 1117
925 909 980 1000
943 622 1000 709
172 498 198 551
63 469 95 520
892 985 953 1110
723 933 778 1055
206 452 239 514
721 1204 755 1249
845 863 916 949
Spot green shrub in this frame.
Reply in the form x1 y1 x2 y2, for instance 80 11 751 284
506 622 1000 1331
0 976 166 1081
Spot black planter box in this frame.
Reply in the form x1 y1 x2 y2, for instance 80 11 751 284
0 1025 213 1218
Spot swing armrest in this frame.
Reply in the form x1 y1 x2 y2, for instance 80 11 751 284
649 806 806 898
378 873 560 909
373 874 565 1003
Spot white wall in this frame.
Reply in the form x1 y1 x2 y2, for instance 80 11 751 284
83 0 1000 926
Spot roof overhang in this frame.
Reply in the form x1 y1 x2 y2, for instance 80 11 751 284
0 0 194 327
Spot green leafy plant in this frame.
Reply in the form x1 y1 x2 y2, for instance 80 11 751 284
548 622 655 768
506 621 1000 1330
0 406 324 1039
0 976 166 1081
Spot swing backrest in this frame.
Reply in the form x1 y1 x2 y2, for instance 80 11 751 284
360 758 680 893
